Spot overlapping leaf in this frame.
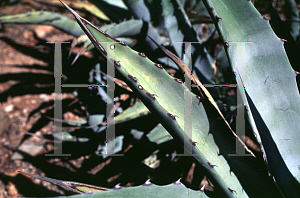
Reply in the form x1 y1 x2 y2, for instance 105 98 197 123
58 1 282 197
202 0 300 197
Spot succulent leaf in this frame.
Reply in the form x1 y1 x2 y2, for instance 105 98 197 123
147 124 173 145
59 1 257 197
19 171 208 197
107 100 150 125
0 11 84 37
161 0 215 85
202 0 300 196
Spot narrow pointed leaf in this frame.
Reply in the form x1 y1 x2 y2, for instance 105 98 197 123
107 100 150 125
60 1 279 197
0 11 84 37
34 0 110 21
19 171 109 193
57 181 208 198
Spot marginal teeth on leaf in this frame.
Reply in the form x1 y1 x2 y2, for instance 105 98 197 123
144 179 152 185
280 38 287 43
113 183 122 189
207 162 217 168
138 52 146 58
174 178 181 185
189 139 197 146
225 42 229 48
138 85 143 90
167 113 178 120
83 191 93 194
196 95 202 101
174 78 182 84
128 75 138 83
114 60 121 68
146 92 156 100
154 63 163 69
200 184 205 191
215 15 222 22
228 188 236 193
118 41 126 46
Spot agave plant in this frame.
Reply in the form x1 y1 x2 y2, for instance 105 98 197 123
1 0 300 197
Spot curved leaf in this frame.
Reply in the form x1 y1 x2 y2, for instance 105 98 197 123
202 0 300 197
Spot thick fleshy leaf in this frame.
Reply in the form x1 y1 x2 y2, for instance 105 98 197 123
161 0 215 88
202 0 300 197
107 100 149 125
59 1 280 197
34 0 110 21
147 124 173 145
63 182 208 197
19 171 109 193
123 0 151 22
61 1 288 197
20 171 208 197
0 11 84 37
